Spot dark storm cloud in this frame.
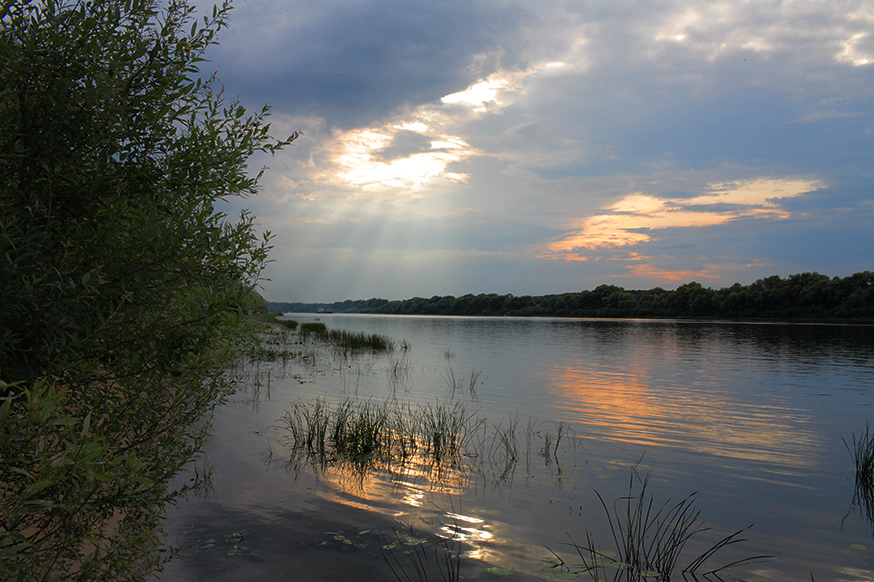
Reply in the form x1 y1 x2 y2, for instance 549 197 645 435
199 0 536 127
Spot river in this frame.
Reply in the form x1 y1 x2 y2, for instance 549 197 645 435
159 315 874 581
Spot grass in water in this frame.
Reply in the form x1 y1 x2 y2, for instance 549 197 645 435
298 322 394 353
382 525 462 582
566 468 769 581
279 397 573 489
843 423 874 537
844 422 874 488
300 321 328 336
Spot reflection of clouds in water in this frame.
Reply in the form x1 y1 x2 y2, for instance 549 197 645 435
548 365 820 468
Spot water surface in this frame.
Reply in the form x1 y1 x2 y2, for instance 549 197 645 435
160 316 873 581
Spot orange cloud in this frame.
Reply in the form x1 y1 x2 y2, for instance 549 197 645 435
615 262 720 282
542 178 821 260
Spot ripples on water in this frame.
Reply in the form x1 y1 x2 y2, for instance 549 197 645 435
160 316 873 582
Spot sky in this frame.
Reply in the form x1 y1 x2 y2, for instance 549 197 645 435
192 0 873 303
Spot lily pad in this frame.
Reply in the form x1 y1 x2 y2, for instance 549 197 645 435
851 543 867 550
487 566 515 575
224 531 245 544
227 544 256 557
196 538 217 552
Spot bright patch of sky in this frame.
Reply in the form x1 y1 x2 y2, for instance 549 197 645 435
195 0 873 302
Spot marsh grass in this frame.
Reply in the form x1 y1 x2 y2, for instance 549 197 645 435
281 398 466 474
382 525 462 582
441 368 483 400
328 329 395 353
388 351 415 386
417 401 481 463
280 398 573 489
566 469 768 581
844 422 874 488
298 323 394 352
842 423 874 536
274 318 299 330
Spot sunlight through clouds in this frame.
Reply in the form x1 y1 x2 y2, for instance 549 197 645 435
543 178 822 258
196 0 872 300
309 67 549 199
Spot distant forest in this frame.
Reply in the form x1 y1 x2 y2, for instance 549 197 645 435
268 271 874 320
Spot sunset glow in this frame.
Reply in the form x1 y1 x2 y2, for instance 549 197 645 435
543 178 821 259
197 0 871 301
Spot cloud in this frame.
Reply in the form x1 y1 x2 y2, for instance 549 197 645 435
190 0 872 301
196 0 537 128
542 178 822 257
785 110 866 124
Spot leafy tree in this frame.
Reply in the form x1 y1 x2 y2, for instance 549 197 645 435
0 0 297 579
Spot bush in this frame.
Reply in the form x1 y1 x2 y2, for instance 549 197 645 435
0 0 296 578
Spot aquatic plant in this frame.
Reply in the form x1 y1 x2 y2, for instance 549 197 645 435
843 423 874 537
279 396 578 491
382 526 462 582
327 329 395 353
417 401 479 463
300 322 328 337
441 368 482 400
844 422 874 487
275 318 299 330
331 399 395 465
387 351 415 386
567 469 768 581
468 369 482 400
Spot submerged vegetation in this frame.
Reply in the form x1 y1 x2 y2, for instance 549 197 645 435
269 271 874 320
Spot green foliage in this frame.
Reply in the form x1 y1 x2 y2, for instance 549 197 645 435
273 272 874 320
0 0 296 578
300 322 329 336
326 329 394 352
0 380 184 581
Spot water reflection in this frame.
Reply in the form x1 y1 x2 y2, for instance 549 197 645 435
160 316 874 582
549 366 821 467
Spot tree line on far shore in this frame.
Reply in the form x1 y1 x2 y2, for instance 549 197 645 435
269 271 874 320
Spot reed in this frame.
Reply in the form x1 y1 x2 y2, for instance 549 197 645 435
843 422 874 488
568 469 768 581
387 351 414 385
843 423 874 536
299 321 328 337
417 401 478 463
382 526 462 582
328 329 395 352
280 397 577 491
271 317 298 330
